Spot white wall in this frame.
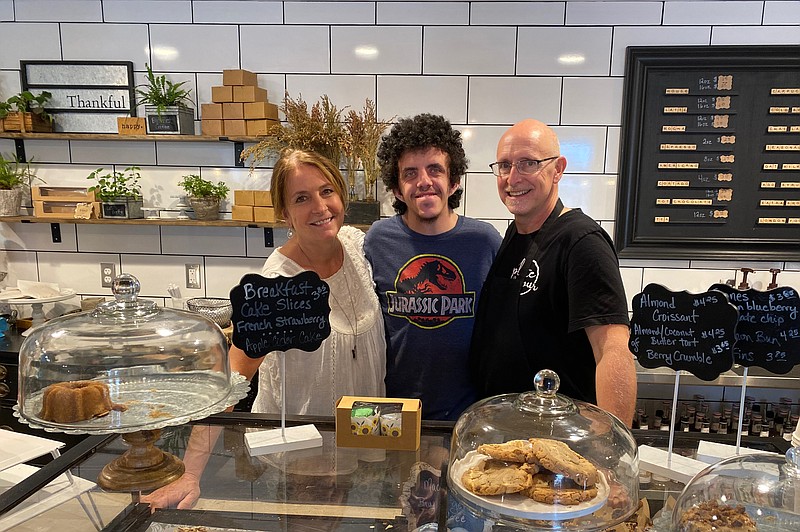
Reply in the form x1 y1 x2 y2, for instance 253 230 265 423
1 0 799 313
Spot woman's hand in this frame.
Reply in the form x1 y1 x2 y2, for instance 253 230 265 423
140 473 201 512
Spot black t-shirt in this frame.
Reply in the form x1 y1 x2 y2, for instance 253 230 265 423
470 209 629 403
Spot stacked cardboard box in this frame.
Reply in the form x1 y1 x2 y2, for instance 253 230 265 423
201 69 279 136
232 189 276 222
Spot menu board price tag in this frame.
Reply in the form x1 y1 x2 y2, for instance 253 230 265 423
630 284 738 380
230 272 332 359
708 284 800 373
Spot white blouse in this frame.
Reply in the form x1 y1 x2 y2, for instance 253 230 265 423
252 226 386 416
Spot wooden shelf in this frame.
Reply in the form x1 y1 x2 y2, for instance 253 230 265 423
0 216 372 231
0 132 262 143
0 215 280 228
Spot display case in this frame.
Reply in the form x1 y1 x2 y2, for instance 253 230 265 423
0 410 794 532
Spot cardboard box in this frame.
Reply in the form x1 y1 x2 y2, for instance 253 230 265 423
244 102 279 120
117 117 145 135
211 85 234 103
234 190 255 206
223 69 258 87
201 119 224 136
222 102 245 120
253 190 272 206
233 85 267 103
224 119 247 136
336 396 421 451
253 206 276 223
245 119 279 136
32 186 96 202
231 204 254 221
201 103 223 120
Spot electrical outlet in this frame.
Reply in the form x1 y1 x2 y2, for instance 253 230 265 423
186 264 201 289
100 263 116 288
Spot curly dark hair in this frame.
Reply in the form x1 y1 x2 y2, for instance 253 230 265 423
377 113 467 215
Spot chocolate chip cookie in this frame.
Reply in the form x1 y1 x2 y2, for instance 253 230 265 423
528 438 598 487
461 459 533 496
476 439 537 464
524 472 599 505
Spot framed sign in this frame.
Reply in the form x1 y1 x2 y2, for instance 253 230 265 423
615 45 800 260
21 60 136 134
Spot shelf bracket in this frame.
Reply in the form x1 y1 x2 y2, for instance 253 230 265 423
50 223 61 243
14 139 26 163
234 141 245 167
263 228 273 248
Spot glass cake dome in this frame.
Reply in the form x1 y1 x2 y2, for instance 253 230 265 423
667 446 800 532
15 273 247 434
448 369 639 531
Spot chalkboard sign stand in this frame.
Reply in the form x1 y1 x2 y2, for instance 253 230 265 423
230 272 333 456
638 370 708 484
630 284 739 481
244 352 323 456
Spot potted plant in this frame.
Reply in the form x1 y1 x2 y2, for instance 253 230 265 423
241 93 345 168
344 99 391 224
3 91 54 133
178 174 229 221
0 153 38 216
136 63 194 135
87 166 144 219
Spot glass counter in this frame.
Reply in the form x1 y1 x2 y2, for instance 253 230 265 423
0 414 792 532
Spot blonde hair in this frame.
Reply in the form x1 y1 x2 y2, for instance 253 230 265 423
270 149 348 221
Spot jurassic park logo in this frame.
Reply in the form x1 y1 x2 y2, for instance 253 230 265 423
387 254 475 329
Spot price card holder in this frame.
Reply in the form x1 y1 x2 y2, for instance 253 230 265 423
708 284 800 451
230 272 332 455
630 283 739 479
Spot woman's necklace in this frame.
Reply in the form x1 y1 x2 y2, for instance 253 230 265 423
297 242 359 358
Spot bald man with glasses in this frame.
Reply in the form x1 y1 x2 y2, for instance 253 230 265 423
469 119 637 427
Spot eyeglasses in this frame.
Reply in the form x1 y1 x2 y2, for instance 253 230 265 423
489 156 559 177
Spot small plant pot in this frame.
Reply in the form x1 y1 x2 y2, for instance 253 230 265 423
0 188 23 216
189 196 221 221
144 105 195 135
345 200 380 225
2 112 53 133
101 196 144 219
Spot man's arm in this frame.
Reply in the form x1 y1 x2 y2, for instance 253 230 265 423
585 323 637 427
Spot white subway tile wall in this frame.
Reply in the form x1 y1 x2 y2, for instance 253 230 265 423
0 0 797 311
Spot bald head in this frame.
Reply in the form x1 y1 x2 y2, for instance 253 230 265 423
495 118 567 233
499 119 560 157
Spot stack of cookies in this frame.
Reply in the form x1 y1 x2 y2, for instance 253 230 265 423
461 438 599 506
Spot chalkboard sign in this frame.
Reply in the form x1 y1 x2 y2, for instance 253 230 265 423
630 283 739 380
709 284 800 374
230 272 332 359
147 114 179 133
616 45 800 261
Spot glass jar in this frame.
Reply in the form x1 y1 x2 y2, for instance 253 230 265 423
448 369 639 531
15 274 244 434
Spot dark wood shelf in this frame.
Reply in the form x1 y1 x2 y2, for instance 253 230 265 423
0 132 261 142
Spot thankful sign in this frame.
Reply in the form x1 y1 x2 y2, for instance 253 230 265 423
230 272 331 358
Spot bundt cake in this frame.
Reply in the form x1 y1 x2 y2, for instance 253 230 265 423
38 380 115 423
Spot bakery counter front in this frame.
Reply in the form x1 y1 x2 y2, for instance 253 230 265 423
0 413 793 532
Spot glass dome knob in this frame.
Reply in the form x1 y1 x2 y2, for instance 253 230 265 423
112 273 140 303
533 369 560 396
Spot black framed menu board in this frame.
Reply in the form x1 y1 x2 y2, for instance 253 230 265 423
615 45 800 260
